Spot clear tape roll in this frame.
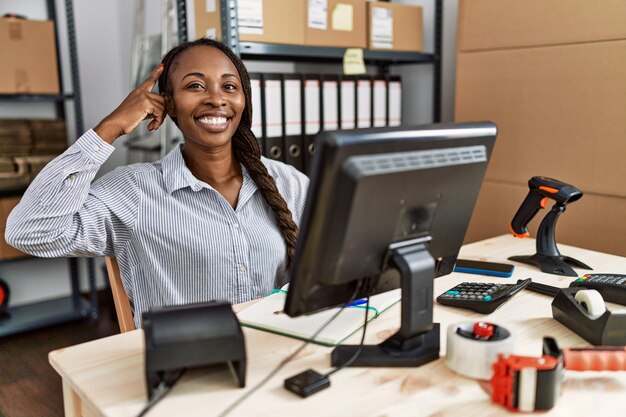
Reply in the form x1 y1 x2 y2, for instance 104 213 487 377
446 322 514 380
574 289 606 320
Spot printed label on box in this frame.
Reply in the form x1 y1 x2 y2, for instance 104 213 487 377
308 0 327 30
371 7 393 49
205 0 216 13
238 0 264 35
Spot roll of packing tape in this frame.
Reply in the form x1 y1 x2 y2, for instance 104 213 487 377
574 289 606 320
446 322 514 380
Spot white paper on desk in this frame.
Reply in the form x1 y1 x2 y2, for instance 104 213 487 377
237 289 401 346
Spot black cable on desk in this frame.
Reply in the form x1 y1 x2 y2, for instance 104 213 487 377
136 369 186 417
216 285 363 417
324 295 370 378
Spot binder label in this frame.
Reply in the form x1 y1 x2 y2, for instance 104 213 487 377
371 7 393 49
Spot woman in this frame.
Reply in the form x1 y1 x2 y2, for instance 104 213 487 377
6 38 309 327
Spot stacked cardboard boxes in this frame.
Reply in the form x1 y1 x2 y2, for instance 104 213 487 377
193 0 422 51
0 17 60 94
456 0 626 256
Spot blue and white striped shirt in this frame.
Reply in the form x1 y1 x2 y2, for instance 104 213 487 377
6 130 309 327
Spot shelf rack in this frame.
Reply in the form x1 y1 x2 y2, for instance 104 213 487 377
0 0 98 338
175 0 442 122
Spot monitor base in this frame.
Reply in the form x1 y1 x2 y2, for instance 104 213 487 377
331 323 440 367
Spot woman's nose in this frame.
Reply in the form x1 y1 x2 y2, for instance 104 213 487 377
202 86 226 106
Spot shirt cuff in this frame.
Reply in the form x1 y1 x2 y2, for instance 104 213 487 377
73 129 116 165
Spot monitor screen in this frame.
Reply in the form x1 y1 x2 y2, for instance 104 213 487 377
284 122 497 367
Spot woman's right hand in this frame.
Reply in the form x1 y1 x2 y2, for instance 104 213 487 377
94 65 166 144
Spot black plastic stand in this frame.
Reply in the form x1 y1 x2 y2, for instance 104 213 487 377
552 288 626 345
143 301 246 399
331 243 440 367
509 203 592 277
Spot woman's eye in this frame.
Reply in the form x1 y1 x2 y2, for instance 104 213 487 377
188 83 203 89
224 83 237 90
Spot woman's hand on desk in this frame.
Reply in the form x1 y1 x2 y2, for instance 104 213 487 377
94 65 166 144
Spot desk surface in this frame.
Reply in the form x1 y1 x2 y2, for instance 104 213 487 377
49 235 626 417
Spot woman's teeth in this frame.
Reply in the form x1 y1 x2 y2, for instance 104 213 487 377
198 116 228 125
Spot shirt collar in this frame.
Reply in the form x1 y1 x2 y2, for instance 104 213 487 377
160 144 260 198
161 144 205 194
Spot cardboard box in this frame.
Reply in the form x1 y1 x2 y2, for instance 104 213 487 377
455 40 626 198
194 0 306 46
465 180 626 257
456 1 626 256
367 2 422 52
1 196 28 260
458 0 626 52
0 18 60 94
305 0 366 48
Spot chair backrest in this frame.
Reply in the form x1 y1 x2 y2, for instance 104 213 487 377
105 257 136 333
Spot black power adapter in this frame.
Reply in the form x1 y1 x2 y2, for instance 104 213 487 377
284 369 330 398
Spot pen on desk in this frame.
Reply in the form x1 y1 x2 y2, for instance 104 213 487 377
346 299 367 307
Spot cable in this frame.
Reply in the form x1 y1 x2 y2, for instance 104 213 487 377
136 369 186 417
324 295 370 377
216 285 363 417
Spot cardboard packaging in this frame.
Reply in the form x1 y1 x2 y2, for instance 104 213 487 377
457 0 626 52
366 1 423 52
194 0 306 46
456 0 626 256
0 18 60 94
305 0 366 48
1 196 27 260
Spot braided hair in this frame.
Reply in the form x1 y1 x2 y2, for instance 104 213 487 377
158 38 299 265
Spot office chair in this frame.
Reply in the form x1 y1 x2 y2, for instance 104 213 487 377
105 257 136 333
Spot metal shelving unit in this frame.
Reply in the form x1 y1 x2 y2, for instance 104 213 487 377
0 0 98 338
175 0 443 123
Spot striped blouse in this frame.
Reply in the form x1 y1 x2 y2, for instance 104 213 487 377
6 130 309 328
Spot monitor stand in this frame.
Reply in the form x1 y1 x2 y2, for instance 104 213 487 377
331 243 440 367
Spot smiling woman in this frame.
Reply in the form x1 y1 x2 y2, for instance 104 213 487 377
4 38 309 328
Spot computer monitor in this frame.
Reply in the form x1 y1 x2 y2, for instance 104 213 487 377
284 122 497 367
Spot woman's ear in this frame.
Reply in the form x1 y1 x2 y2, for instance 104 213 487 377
164 94 176 117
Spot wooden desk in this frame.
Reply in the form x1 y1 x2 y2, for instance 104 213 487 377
49 236 626 417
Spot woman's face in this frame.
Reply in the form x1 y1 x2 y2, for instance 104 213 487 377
166 46 245 150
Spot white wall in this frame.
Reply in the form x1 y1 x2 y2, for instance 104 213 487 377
1 0 459 306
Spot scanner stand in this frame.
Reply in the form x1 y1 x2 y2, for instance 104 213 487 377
332 243 440 367
509 203 591 277
143 301 246 400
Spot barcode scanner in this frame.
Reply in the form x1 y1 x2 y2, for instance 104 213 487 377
508 176 592 276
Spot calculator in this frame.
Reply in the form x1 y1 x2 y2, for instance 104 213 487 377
436 278 531 314
570 274 626 305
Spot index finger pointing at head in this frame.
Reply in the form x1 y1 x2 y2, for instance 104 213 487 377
139 64 164 92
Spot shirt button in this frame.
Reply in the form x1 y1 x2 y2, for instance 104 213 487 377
233 223 239 229
239 263 247 272
68 173 77 181
93 144 100 152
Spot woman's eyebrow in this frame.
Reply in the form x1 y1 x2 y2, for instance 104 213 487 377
180 72 239 81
